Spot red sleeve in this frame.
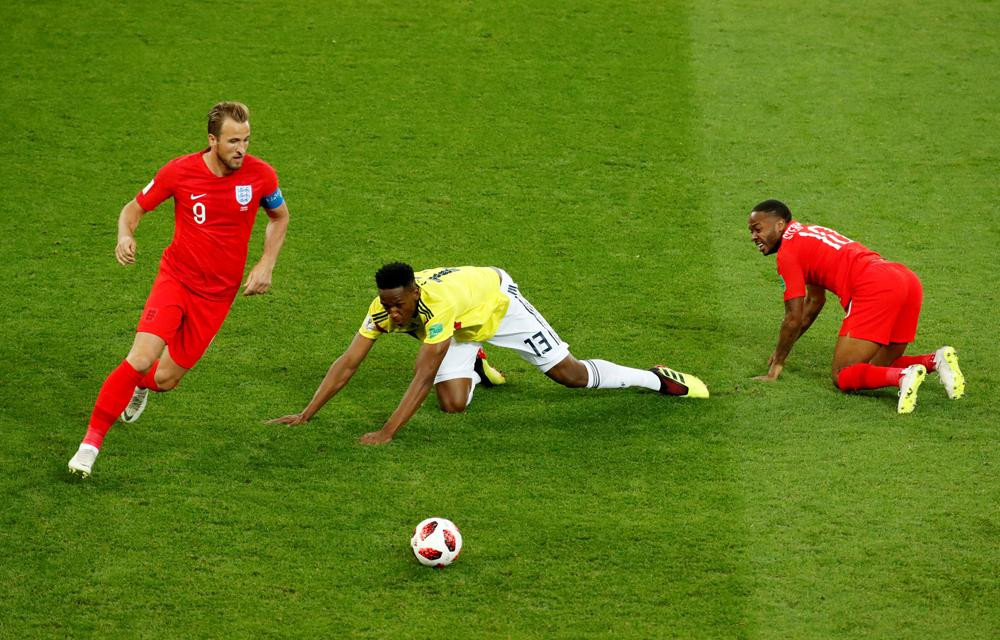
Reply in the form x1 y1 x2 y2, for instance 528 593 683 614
259 160 279 198
266 164 278 195
135 162 175 212
776 243 806 301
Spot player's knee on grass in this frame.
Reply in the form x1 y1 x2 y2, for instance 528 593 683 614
439 400 468 414
437 389 469 413
435 379 471 413
832 367 844 389
833 364 862 391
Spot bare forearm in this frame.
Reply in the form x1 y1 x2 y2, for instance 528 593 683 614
358 341 449 444
118 200 144 237
259 211 289 266
379 372 436 438
115 200 145 264
771 316 803 367
302 356 359 419
270 336 374 426
797 301 824 338
241 210 289 295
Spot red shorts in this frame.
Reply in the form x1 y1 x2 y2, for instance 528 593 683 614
839 261 922 345
136 271 236 370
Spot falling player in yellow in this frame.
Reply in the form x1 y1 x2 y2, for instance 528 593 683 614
268 263 709 444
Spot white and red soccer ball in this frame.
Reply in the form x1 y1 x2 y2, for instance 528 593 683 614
410 517 463 568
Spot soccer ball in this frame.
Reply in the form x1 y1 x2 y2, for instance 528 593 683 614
410 517 463 568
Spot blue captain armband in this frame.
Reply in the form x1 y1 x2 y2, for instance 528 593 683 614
261 187 284 209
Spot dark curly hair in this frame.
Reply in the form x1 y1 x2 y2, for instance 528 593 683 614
375 262 416 290
751 199 792 222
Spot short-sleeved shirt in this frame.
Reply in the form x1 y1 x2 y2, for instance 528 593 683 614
359 267 511 344
775 221 884 308
135 151 282 300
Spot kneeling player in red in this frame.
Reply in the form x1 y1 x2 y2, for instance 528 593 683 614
68 102 291 477
748 199 964 413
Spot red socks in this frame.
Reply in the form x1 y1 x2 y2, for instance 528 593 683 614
83 360 144 449
890 354 936 372
836 363 903 391
837 353 936 392
139 360 162 392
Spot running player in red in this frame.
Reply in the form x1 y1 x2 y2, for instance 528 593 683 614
747 199 964 413
68 102 290 477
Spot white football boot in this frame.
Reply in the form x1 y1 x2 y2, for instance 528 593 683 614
120 387 149 423
897 364 926 414
68 444 99 478
933 346 965 400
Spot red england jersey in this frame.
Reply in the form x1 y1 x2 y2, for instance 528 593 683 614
135 151 280 299
775 220 882 308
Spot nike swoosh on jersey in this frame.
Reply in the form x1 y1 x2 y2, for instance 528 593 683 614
190 193 207 200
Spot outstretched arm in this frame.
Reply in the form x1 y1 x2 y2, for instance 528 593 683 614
115 199 147 265
755 296 805 381
243 202 290 296
268 334 375 425
359 339 452 445
797 284 826 339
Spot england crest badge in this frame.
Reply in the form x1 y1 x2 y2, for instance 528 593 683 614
235 185 253 206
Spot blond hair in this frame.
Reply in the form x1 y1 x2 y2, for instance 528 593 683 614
207 101 249 137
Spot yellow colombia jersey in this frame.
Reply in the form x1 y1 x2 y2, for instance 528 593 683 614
359 266 511 345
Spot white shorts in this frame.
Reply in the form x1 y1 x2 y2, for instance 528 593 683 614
434 268 571 384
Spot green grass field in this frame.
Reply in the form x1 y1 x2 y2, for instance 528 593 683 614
2 1 998 637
